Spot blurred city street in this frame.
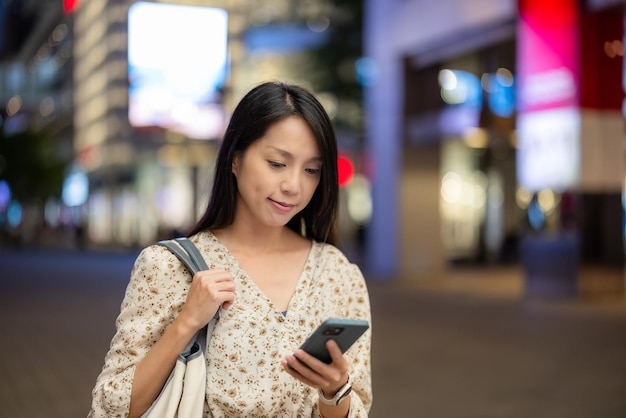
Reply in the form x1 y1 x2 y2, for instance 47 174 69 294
2 1 626 416
1 248 625 418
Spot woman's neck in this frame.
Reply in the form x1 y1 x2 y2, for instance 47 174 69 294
213 223 300 254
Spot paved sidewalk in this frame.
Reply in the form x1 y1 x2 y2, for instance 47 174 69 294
395 265 626 315
1 249 625 418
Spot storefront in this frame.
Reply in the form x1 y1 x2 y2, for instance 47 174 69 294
364 0 624 294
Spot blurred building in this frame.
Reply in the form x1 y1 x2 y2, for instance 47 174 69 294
0 1 72 134
0 0 75 244
364 0 625 295
70 0 355 247
3 0 624 297
1 0 363 250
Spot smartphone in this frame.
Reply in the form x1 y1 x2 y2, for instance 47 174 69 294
298 318 369 364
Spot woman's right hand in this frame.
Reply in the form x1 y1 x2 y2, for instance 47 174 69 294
177 268 236 332
128 269 235 417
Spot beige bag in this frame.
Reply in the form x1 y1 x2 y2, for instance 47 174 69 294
141 238 218 418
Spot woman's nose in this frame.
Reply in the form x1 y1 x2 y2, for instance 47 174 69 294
280 171 300 194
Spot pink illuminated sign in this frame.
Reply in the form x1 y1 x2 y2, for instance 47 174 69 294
517 0 580 113
516 0 581 191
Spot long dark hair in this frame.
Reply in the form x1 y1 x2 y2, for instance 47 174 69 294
187 81 339 245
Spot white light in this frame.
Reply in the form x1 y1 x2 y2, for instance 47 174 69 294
441 87 467 105
307 17 330 32
346 174 372 225
517 107 580 191
127 2 228 139
481 73 492 93
6 95 22 116
441 172 462 204
40 97 55 117
495 68 514 87
438 69 457 90
537 189 559 214
62 171 89 207
521 67 576 108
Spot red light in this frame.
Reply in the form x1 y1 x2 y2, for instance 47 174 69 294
64 0 79 14
337 155 354 187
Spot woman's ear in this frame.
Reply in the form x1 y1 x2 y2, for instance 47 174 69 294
232 153 240 176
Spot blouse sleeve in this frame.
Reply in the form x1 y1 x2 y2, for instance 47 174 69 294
312 256 373 418
88 245 189 418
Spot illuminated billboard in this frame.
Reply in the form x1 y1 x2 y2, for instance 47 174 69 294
517 0 580 113
516 0 581 191
517 107 580 192
128 2 228 139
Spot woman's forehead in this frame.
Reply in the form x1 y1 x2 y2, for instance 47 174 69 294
252 118 322 159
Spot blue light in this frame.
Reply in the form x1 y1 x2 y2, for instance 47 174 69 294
244 24 328 52
7 201 22 227
355 57 378 87
0 180 11 210
528 198 545 230
488 74 515 117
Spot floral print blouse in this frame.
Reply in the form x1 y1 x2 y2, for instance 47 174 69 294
88 231 372 417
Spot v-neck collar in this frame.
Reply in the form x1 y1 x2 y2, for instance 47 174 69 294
205 230 320 317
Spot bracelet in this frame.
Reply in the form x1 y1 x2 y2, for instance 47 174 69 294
318 375 352 406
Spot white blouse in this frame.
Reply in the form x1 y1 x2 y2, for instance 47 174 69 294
88 231 372 417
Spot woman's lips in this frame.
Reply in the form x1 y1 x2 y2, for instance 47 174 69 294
269 198 295 212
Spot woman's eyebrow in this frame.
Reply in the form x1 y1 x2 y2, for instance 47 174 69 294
267 146 322 162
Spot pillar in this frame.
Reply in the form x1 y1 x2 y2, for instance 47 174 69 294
517 0 625 297
363 0 402 278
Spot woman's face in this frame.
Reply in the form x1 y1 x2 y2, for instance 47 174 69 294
232 116 322 229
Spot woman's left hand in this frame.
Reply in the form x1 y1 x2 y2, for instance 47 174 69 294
281 340 349 396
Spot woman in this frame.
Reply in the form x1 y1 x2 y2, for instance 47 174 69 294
89 81 372 418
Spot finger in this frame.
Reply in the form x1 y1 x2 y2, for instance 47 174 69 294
211 274 236 283
281 359 307 382
192 276 235 296
220 291 236 309
291 350 338 387
210 280 236 292
293 349 326 370
281 356 323 387
209 280 236 298
325 340 347 368
186 279 235 311
194 270 233 282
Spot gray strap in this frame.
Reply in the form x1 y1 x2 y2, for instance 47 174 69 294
156 237 220 326
175 237 209 271
156 239 200 275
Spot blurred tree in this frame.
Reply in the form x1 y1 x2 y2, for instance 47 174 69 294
304 0 364 132
0 128 68 202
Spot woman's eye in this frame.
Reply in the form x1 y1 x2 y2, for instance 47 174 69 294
306 168 321 175
269 161 285 168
